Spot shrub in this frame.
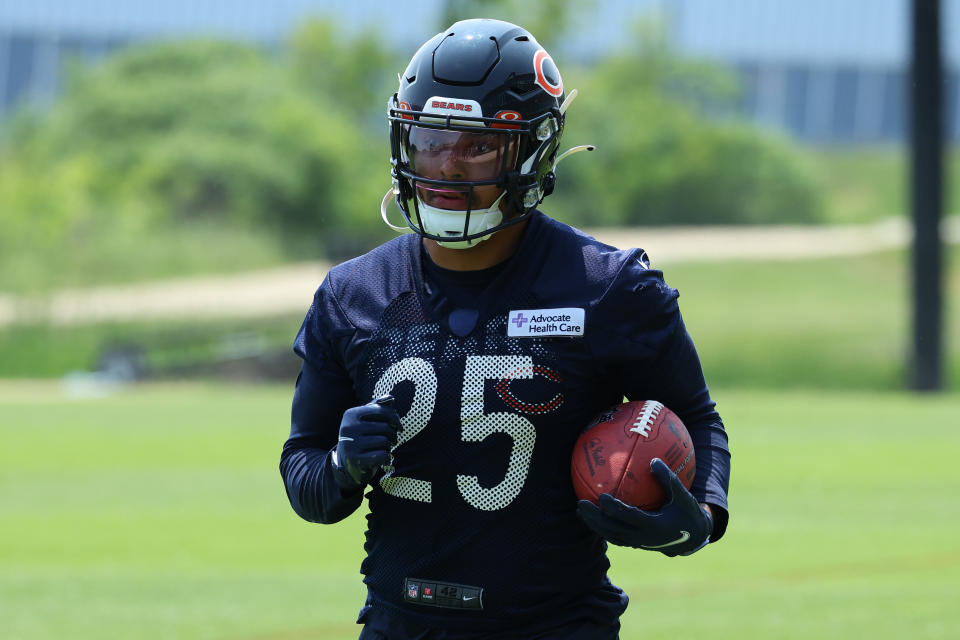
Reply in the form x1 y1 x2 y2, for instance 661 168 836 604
553 45 823 226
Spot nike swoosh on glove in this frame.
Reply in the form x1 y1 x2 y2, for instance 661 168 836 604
576 458 713 557
332 395 401 491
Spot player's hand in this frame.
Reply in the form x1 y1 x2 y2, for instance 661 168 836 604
332 395 401 491
576 458 713 557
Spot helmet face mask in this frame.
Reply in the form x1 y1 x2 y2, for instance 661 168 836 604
386 19 567 249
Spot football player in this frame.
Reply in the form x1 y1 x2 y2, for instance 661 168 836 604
280 18 730 640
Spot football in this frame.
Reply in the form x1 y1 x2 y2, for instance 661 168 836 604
571 400 696 510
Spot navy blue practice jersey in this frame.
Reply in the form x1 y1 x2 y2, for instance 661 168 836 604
281 211 730 636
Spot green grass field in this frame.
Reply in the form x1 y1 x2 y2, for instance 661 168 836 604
668 248 960 391
809 147 960 224
2 382 958 639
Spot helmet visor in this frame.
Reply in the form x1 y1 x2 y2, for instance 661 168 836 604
407 127 517 182
405 126 518 211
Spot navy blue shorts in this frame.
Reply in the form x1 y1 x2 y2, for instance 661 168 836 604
357 608 620 640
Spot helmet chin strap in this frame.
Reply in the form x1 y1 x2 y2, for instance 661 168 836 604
559 88 578 115
555 88 596 167
554 144 595 165
380 187 409 232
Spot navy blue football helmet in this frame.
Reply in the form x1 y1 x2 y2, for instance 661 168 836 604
384 19 582 248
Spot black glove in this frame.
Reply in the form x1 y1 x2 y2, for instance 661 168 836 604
577 458 713 557
332 395 400 491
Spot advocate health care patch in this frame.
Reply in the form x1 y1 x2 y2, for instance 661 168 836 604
507 308 585 338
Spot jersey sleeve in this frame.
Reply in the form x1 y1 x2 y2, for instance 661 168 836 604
280 277 364 524
593 253 732 541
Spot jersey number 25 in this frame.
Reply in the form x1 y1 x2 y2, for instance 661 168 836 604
373 355 542 512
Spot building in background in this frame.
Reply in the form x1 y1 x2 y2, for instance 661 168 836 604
0 0 958 144
674 0 960 144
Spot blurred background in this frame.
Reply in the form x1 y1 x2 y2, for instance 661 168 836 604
1 1 958 639
0 0 956 388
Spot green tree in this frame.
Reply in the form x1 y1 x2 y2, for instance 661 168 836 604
0 30 395 290
0 15 825 294
554 24 823 226
290 19 396 123
438 0 592 52
32 39 376 232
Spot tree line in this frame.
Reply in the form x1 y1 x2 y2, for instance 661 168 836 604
0 18 822 291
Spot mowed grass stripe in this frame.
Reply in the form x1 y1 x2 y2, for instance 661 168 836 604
665 247 960 390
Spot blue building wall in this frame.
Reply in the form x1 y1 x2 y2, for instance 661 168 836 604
673 0 960 143
1 0 958 144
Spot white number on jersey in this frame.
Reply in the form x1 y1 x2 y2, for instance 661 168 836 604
374 355 538 511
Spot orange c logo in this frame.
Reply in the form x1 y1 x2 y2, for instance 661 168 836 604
533 50 563 97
